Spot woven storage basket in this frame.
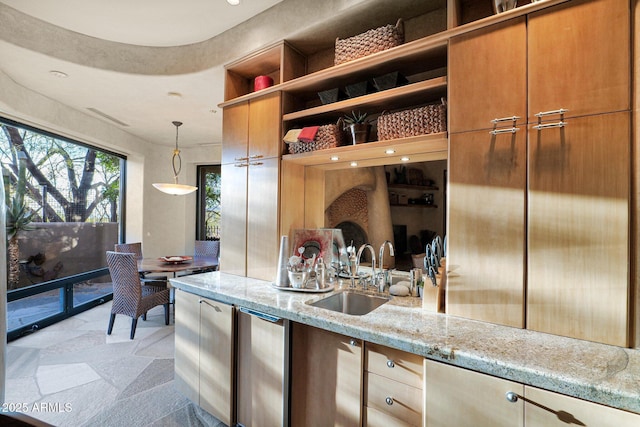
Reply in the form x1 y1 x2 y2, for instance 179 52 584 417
288 120 346 154
377 100 447 141
335 19 404 65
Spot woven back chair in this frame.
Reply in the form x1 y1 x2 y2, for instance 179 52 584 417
106 251 170 339
115 242 167 282
114 242 143 259
191 240 220 274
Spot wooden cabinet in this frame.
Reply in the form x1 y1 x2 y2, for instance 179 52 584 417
290 323 362 426
527 111 630 345
448 129 527 328
425 359 640 427
527 0 629 121
220 91 282 280
449 17 527 134
236 308 289 427
524 385 640 426
364 343 424 426
447 0 631 345
425 360 524 427
174 290 235 426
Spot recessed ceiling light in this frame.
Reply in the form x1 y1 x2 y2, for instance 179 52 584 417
49 70 68 78
385 149 396 154
350 161 358 167
330 156 339 161
400 156 410 162
227 0 240 5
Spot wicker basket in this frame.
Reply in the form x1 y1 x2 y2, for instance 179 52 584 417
335 19 404 66
287 120 346 154
377 100 447 141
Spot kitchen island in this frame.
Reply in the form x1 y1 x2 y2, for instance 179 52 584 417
170 271 640 421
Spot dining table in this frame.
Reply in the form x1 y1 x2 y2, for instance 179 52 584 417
137 256 219 278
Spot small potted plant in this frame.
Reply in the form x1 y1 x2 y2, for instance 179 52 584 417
344 110 371 145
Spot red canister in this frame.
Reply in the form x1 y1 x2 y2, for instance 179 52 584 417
254 75 274 91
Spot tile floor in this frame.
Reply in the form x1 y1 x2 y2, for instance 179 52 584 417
6 302 225 427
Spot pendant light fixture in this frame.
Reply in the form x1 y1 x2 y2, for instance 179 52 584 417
152 121 198 195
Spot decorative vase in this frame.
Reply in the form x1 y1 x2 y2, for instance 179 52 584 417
347 123 371 145
492 0 517 14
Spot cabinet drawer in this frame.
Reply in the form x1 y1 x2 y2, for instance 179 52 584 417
365 372 422 426
364 405 415 427
365 343 423 388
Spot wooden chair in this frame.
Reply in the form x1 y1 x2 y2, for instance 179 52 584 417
106 251 170 339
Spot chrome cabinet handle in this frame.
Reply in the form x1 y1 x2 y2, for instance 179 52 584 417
349 339 359 347
234 163 248 167
385 397 394 406
535 108 568 118
505 391 519 403
386 360 395 368
234 156 249 161
490 127 520 135
249 154 263 159
199 299 222 312
532 121 566 130
249 162 264 166
491 115 520 124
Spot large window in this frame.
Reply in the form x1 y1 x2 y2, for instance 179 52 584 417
1 119 124 340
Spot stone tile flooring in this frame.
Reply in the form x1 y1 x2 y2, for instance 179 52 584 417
6 302 225 427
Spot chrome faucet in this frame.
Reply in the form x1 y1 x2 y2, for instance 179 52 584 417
355 244 376 290
377 240 395 292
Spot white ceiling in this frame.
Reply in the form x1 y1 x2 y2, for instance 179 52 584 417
0 0 283 148
0 0 444 148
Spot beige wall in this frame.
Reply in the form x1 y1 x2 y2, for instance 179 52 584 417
0 70 221 259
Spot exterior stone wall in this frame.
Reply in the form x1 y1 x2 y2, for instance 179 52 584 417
15 222 118 288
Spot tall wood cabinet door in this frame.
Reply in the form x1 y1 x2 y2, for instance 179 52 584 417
220 162 248 276
174 290 201 405
527 112 630 346
527 0 630 121
448 17 526 134
425 360 524 427
248 91 282 159
447 129 526 328
199 298 235 426
236 310 287 427
222 101 249 165
246 157 280 280
524 386 640 426
291 323 362 427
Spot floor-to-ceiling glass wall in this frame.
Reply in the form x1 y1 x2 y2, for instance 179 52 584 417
1 119 124 341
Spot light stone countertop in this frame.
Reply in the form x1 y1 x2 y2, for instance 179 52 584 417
170 271 640 415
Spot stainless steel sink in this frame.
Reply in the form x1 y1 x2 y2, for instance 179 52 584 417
309 291 390 315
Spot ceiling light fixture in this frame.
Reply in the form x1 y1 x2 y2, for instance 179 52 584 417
227 0 240 5
152 121 198 196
